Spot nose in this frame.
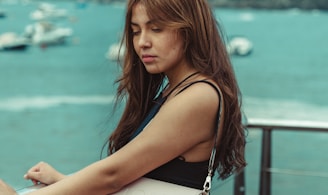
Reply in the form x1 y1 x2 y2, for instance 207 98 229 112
137 31 151 48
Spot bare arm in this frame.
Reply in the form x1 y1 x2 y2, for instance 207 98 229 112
25 83 219 195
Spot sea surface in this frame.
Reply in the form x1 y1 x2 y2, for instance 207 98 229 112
1 1 328 194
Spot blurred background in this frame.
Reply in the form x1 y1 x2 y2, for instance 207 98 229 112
1 0 328 194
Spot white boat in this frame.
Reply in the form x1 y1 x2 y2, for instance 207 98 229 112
226 36 253 56
0 32 30 51
30 2 68 21
23 22 73 46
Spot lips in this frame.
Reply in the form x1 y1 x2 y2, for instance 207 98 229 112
142 54 156 63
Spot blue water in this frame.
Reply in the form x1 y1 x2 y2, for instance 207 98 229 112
1 1 328 194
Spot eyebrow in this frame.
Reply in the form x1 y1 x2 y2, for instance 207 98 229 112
131 20 156 27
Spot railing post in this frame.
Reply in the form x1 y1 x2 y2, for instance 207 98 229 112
259 128 272 195
234 169 245 195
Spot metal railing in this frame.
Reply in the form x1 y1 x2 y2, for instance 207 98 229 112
244 118 328 195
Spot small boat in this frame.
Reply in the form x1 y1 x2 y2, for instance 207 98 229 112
23 22 73 46
226 36 253 56
30 2 68 21
0 32 30 51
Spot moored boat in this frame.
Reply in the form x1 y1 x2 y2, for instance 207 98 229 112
226 36 253 56
0 32 30 51
23 21 73 46
30 2 68 21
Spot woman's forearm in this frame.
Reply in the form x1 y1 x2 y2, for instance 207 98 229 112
26 160 123 195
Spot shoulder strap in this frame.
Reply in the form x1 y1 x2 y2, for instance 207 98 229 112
164 71 200 98
177 80 222 100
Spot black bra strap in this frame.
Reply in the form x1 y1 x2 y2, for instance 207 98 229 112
176 80 222 100
164 72 200 98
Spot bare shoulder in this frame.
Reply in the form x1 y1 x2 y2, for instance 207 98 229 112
160 80 221 134
169 80 221 109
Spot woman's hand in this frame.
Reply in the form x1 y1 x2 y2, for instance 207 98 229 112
0 179 17 195
24 162 66 185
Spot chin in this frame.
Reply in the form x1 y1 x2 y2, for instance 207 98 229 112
144 65 163 74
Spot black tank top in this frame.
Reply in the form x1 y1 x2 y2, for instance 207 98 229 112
130 80 221 189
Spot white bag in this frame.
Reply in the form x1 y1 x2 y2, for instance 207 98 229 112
17 178 206 195
113 177 202 194
16 184 46 195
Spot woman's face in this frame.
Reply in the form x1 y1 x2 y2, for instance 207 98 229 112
131 3 187 74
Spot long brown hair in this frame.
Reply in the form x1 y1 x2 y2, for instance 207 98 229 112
108 0 246 180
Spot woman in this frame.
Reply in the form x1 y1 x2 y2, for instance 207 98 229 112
0 0 246 194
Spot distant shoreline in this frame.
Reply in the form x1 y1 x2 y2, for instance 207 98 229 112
93 0 328 11
15 0 328 11
210 2 328 11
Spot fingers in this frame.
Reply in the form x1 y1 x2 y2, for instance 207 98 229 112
23 161 48 185
27 161 45 173
24 172 40 185
23 161 65 185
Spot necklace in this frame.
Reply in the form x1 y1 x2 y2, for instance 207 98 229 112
165 71 200 98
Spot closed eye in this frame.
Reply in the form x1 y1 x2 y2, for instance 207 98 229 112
152 28 162 33
131 23 141 36
132 30 141 36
